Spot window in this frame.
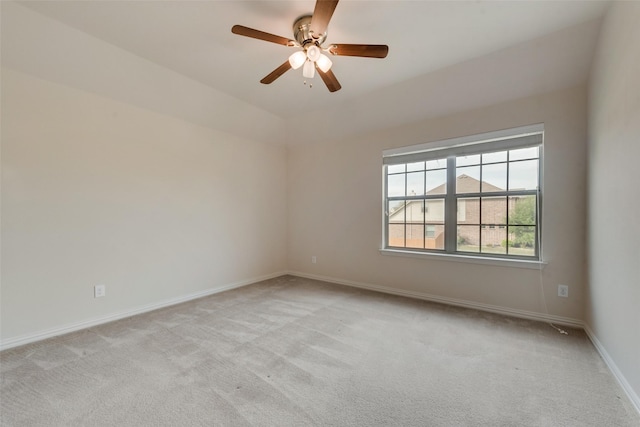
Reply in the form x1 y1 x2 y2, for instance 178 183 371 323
383 126 543 260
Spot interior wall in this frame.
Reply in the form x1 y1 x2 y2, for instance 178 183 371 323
586 1 640 408
288 85 588 322
287 19 601 146
0 68 287 344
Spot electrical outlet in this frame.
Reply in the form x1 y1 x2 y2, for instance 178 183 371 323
311 256 317 264
94 284 106 298
558 284 568 298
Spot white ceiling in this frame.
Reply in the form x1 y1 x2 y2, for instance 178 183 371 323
20 0 609 122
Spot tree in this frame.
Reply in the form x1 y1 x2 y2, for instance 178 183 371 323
509 196 536 248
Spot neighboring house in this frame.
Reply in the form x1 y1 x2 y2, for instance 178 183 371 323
388 175 527 249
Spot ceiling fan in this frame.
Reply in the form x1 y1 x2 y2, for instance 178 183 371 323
231 0 389 93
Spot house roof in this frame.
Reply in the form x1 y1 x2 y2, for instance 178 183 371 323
389 174 503 216
427 174 503 194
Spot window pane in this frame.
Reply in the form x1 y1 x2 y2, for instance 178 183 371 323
481 197 507 225
425 170 447 194
425 224 445 250
456 166 480 193
481 226 507 255
406 161 424 172
425 225 436 238
387 174 405 197
483 151 507 164
507 226 536 256
458 197 479 224
425 199 445 222
406 224 424 249
388 201 405 223
406 171 425 196
509 159 538 190
404 200 424 223
426 158 447 170
457 154 480 167
509 147 539 161
388 224 405 247
457 225 480 252
482 163 507 192
387 164 405 174
508 195 536 226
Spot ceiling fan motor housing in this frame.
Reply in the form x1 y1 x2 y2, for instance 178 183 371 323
293 15 327 48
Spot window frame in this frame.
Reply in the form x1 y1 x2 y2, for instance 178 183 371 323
382 125 544 262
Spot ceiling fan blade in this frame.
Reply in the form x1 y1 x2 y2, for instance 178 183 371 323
232 25 295 47
260 61 293 84
328 44 389 58
310 0 339 38
317 66 342 92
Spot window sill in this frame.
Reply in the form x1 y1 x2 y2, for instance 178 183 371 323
379 248 547 269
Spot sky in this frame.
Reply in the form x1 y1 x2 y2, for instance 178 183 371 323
386 147 539 197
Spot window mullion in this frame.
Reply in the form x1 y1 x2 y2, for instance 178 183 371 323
445 156 457 253
479 155 483 250
506 154 510 255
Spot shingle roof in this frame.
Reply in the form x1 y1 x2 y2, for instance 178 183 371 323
389 175 504 217
427 174 503 194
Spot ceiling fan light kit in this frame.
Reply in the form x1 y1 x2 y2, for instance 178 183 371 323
231 0 388 93
303 59 316 79
305 44 321 62
316 54 332 73
288 51 307 70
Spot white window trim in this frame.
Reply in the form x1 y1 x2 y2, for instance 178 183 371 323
379 248 547 270
382 124 544 264
383 124 544 159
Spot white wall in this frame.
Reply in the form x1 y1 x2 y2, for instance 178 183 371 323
0 1 288 348
288 85 588 323
286 19 601 146
0 68 287 345
587 1 640 409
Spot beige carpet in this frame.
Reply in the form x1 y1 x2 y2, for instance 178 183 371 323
1 275 638 426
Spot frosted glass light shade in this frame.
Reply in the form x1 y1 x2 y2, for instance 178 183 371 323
306 45 321 62
316 54 332 73
288 51 306 70
302 59 315 78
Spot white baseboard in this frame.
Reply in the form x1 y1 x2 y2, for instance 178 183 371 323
287 270 584 328
5 269 637 417
584 325 640 415
0 271 287 351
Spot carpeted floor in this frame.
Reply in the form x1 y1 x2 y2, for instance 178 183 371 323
1 275 638 426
